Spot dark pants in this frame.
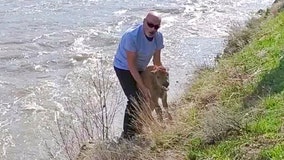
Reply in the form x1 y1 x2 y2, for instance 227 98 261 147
114 66 142 139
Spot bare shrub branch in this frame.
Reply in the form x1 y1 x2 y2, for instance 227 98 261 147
44 56 123 159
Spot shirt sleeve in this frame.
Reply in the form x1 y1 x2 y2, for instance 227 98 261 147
156 32 164 50
123 32 137 52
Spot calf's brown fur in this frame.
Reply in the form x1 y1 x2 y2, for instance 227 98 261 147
140 65 172 122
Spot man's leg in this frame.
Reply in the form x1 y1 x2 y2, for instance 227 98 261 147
114 67 141 139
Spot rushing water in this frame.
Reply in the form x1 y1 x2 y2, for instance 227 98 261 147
0 0 274 159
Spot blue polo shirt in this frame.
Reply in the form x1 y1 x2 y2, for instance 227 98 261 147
113 24 164 71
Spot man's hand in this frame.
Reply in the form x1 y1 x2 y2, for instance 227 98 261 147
139 86 151 102
153 65 167 73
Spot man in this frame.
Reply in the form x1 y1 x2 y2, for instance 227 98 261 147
113 11 165 140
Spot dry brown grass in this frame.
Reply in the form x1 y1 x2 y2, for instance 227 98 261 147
74 94 172 160
236 135 282 160
76 139 154 160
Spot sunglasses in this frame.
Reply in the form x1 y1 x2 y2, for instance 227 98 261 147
147 22 160 30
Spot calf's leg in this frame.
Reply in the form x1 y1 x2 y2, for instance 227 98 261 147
162 93 172 120
152 97 163 122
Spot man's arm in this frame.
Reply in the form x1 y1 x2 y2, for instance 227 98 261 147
126 51 150 99
126 51 144 88
153 49 162 66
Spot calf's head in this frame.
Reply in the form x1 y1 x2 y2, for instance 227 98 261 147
151 68 169 91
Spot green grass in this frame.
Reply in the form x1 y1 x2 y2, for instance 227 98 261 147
187 138 247 160
260 143 284 159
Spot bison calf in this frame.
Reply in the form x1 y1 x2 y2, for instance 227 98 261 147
140 65 172 122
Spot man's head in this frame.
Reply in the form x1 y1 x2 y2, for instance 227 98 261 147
143 11 161 38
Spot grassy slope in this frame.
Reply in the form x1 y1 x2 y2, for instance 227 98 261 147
150 11 284 160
